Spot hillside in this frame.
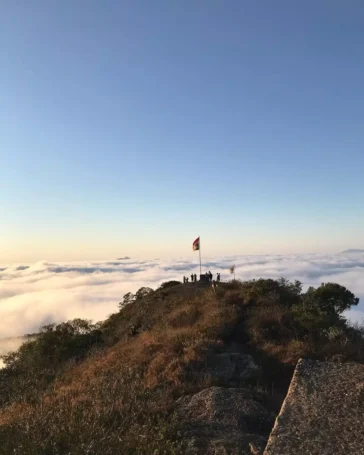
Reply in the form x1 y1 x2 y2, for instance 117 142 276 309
0 278 363 454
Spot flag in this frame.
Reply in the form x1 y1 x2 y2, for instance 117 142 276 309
192 237 200 251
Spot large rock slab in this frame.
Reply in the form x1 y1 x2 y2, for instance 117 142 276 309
264 359 364 455
175 386 273 454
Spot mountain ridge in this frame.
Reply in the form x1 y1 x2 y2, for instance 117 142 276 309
0 279 363 453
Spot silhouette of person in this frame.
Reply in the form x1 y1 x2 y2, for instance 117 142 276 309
194 273 197 282
211 280 216 293
209 271 213 282
217 273 220 282
183 276 186 283
191 274 194 283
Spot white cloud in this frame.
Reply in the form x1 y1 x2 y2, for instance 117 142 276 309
0 336 27 368
0 253 364 343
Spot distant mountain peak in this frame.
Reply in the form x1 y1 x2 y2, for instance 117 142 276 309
340 249 364 254
117 256 131 260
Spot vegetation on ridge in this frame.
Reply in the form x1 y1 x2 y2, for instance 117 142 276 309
0 278 362 454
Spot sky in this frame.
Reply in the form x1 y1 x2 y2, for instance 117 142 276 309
1 1 364 262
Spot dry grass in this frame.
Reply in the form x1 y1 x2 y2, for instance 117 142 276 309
0 288 238 454
0 279 363 454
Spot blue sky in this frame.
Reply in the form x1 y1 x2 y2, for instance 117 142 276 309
1 1 364 262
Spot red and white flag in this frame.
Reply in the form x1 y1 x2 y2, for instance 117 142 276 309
192 237 200 251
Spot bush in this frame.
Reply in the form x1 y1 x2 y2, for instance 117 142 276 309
0 319 102 405
291 283 358 338
159 281 181 290
238 278 302 307
304 282 359 315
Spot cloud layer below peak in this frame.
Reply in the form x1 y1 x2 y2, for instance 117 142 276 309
1 253 364 340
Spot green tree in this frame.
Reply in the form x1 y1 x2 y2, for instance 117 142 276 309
135 287 153 300
292 283 359 335
0 319 102 405
304 283 359 316
119 292 135 309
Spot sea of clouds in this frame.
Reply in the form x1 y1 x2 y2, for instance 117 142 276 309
1 252 364 347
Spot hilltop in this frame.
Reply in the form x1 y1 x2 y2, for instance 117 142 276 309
0 278 363 454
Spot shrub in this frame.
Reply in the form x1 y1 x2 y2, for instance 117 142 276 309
119 291 135 308
159 280 181 290
239 278 302 307
291 283 358 338
135 286 154 300
304 282 359 316
0 319 102 405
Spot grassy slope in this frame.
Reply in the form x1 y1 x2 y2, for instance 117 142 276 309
0 280 362 454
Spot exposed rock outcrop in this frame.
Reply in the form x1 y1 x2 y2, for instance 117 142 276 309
175 386 273 454
264 359 364 455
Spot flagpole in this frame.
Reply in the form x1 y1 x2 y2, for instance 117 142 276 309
199 236 202 278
